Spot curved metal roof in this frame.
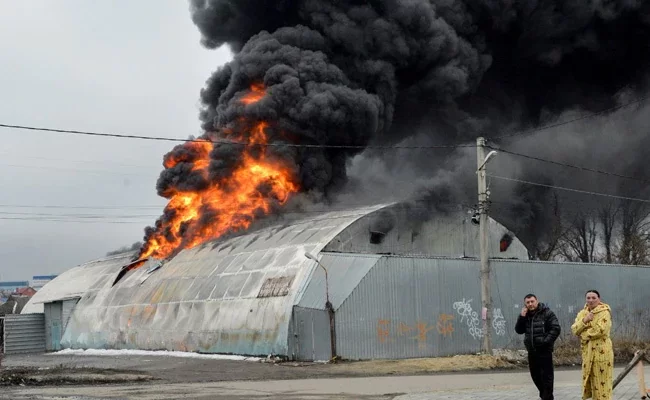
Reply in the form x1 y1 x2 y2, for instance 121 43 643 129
22 252 135 314
53 204 387 356
23 202 529 357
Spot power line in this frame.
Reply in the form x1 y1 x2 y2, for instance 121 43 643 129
0 203 475 227
487 146 650 185
0 217 149 224
0 204 163 210
488 174 650 204
0 163 155 176
0 123 474 150
490 95 649 140
0 152 159 170
0 211 158 218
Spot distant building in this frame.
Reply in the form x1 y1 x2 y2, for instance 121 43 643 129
0 281 29 293
15 287 37 297
31 275 58 291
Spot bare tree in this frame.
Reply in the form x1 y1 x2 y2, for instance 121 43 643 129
598 202 619 264
559 211 598 262
535 194 565 261
617 201 650 265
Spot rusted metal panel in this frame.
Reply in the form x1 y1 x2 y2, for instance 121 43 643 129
258 276 295 298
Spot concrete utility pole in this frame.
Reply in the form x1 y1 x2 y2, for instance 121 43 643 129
476 137 495 355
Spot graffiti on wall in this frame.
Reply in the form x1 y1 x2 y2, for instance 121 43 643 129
452 298 507 340
374 298 507 349
377 319 391 343
436 313 455 337
376 313 456 348
492 308 506 336
452 298 483 339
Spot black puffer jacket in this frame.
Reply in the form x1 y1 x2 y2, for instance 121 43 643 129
514 303 561 353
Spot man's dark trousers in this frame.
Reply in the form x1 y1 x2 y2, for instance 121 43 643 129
528 350 554 400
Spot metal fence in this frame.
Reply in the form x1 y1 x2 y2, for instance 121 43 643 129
3 313 46 355
0 316 4 355
334 256 650 360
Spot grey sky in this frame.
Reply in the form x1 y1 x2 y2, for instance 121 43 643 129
0 1 231 281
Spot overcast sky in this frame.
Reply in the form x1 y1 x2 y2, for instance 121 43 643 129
0 1 231 281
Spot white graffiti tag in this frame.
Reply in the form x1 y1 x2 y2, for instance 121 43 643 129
452 298 483 339
492 308 506 336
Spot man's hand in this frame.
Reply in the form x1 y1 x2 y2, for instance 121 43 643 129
521 307 527 317
582 312 594 324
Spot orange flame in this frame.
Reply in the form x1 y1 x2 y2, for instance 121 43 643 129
139 85 298 259
240 83 265 105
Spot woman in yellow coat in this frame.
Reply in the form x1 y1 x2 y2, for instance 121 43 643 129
571 290 614 400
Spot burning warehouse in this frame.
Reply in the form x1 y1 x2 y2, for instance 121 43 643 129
22 0 650 360
24 203 527 360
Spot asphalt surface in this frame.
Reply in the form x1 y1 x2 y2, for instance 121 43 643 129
3 368 649 400
3 353 648 399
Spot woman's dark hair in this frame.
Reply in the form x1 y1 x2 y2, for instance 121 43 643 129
585 289 601 298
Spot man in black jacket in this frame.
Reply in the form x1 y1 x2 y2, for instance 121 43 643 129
515 294 561 400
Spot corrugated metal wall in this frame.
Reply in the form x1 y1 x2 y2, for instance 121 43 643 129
296 253 381 310
335 256 650 360
3 314 46 355
323 207 528 260
61 299 78 332
289 307 331 361
336 257 482 359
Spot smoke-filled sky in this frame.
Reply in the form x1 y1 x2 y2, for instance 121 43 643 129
2 1 650 281
0 1 231 281
149 0 650 258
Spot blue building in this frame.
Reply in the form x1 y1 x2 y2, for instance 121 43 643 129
32 275 58 291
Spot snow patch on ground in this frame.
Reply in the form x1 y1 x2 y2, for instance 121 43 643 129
50 348 262 362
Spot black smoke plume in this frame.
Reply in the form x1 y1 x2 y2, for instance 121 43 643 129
143 0 650 257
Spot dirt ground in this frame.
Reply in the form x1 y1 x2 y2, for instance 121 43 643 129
0 366 153 386
2 353 519 385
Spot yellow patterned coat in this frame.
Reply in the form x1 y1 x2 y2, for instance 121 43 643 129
571 303 614 400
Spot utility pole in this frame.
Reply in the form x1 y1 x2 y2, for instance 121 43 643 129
476 137 493 355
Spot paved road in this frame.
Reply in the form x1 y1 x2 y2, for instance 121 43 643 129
4 367 648 399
